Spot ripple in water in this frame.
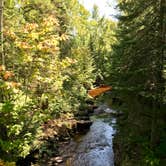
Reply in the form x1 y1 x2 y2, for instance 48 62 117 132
73 119 116 166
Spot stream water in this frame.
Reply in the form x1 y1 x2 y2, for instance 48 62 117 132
69 106 117 166
54 105 117 166
73 118 116 166
18 106 117 166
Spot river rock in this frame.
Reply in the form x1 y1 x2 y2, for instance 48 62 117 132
93 104 108 114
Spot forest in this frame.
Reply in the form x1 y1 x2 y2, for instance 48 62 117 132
0 0 165 165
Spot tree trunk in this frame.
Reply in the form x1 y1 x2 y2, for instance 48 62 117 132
150 0 165 149
0 0 4 65
159 0 166 101
150 101 157 149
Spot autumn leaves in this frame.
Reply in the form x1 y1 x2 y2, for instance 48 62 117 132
0 65 20 88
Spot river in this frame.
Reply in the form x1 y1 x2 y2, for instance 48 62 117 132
66 105 117 166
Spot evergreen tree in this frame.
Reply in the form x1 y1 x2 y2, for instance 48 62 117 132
111 0 166 165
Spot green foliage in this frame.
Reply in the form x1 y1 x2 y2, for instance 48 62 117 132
88 6 117 83
143 146 160 166
0 93 44 160
1 0 116 162
0 0 117 162
111 0 165 102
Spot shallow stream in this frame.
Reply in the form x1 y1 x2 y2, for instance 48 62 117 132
65 106 117 166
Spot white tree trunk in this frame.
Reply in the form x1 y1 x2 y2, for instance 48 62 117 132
0 0 4 65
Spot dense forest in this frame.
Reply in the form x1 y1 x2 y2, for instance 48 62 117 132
0 0 165 165
111 0 166 165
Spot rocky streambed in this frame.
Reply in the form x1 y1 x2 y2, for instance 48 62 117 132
72 119 116 166
57 105 117 166
20 105 118 166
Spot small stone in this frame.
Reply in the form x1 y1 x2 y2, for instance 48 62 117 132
55 156 63 163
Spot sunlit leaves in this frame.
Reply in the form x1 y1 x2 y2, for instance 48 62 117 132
5 82 21 89
43 16 59 27
4 29 17 40
0 0 110 161
59 33 69 41
0 65 5 71
23 23 39 32
15 41 32 50
3 71 14 80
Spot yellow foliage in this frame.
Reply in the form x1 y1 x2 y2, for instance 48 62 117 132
28 32 39 40
4 30 17 40
43 16 59 27
65 57 77 64
0 65 5 71
15 41 32 49
59 34 69 41
24 23 39 32
5 81 21 88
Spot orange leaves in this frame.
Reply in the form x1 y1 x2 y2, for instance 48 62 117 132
3 71 14 80
43 16 59 27
24 23 39 32
88 85 112 98
0 66 21 90
10 14 64 55
0 65 14 80
37 40 59 52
